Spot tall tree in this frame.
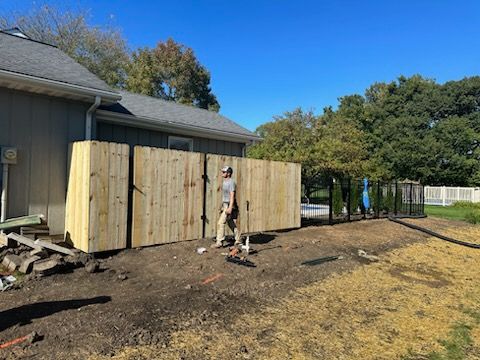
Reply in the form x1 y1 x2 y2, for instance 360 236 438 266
126 39 220 111
0 5 130 88
247 109 372 197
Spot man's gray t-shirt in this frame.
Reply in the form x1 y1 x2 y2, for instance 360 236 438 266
222 178 236 204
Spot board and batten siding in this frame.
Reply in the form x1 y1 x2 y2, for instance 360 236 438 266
96 121 244 157
0 87 87 234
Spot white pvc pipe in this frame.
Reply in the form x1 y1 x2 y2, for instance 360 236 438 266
1 163 8 224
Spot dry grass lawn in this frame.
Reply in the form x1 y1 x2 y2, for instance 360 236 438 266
92 225 480 360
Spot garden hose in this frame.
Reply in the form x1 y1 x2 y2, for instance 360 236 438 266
388 215 480 249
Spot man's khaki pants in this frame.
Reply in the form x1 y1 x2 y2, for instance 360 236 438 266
216 203 241 244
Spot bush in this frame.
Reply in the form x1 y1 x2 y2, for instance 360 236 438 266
396 186 403 213
332 182 343 215
350 182 360 213
383 184 394 212
452 201 480 209
371 184 379 213
465 210 480 224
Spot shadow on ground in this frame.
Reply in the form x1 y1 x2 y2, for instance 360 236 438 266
0 296 111 332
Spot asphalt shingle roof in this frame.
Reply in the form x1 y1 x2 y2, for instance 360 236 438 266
0 31 116 93
101 91 258 139
0 30 256 139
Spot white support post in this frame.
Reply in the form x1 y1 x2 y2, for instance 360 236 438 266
442 186 446 206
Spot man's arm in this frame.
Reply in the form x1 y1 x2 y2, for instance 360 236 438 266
226 191 235 214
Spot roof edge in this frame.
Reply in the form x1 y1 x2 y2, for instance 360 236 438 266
0 68 121 103
96 109 261 143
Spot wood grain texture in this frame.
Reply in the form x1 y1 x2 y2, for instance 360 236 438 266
65 141 129 253
205 155 301 236
132 146 204 247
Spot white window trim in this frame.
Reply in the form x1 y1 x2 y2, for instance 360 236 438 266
168 135 193 152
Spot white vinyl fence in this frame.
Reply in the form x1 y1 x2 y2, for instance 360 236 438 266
424 186 480 206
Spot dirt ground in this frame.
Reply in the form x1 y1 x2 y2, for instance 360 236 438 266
0 217 477 359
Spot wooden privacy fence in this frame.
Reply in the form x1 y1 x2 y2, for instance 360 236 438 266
205 154 302 237
132 147 204 247
65 141 301 252
132 146 301 247
65 141 129 253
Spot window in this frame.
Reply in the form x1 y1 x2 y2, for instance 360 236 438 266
168 136 193 152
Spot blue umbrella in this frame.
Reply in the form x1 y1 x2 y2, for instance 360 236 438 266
362 178 370 210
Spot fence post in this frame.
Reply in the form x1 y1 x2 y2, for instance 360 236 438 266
376 181 381 218
409 183 413 215
328 177 333 225
442 186 446 206
347 178 352 221
201 154 208 238
394 181 398 216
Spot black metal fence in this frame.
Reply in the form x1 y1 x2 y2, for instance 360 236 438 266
301 178 424 225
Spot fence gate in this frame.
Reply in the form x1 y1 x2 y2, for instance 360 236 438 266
131 146 205 247
205 155 301 237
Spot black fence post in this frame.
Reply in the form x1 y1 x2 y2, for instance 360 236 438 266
328 177 333 225
376 181 380 218
347 178 351 222
201 154 208 238
394 181 398 215
409 182 413 215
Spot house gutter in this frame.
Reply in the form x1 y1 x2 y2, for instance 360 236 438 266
96 109 261 143
0 69 121 103
85 96 101 140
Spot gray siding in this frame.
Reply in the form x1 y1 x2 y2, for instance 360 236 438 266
96 121 244 157
0 88 87 234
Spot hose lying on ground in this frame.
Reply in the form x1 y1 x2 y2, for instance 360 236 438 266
388 215 480 249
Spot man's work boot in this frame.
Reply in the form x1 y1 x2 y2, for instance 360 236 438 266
211 241 223 249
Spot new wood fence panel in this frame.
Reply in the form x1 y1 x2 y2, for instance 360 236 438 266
132 146 204 247
65 141 129 253
205 155 301 236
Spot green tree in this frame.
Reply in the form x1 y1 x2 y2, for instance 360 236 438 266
126 39 220 111
247 109 372 197
354 75 480 185
0 5 130 87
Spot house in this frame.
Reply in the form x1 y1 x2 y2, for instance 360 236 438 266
0 29 259 235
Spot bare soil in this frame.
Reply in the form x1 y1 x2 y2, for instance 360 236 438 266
0 217 466 359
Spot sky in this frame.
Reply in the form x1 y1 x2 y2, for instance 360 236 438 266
1 0 480 131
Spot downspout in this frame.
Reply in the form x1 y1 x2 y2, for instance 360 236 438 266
242 140 253 157
85 95 101 140
1 163 8 226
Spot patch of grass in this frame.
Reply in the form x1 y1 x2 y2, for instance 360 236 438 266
404 309 480 360
452 201 480 209
465 210 480 224
424 205 475 222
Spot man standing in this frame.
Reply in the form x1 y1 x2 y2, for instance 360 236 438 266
212 165 241 248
